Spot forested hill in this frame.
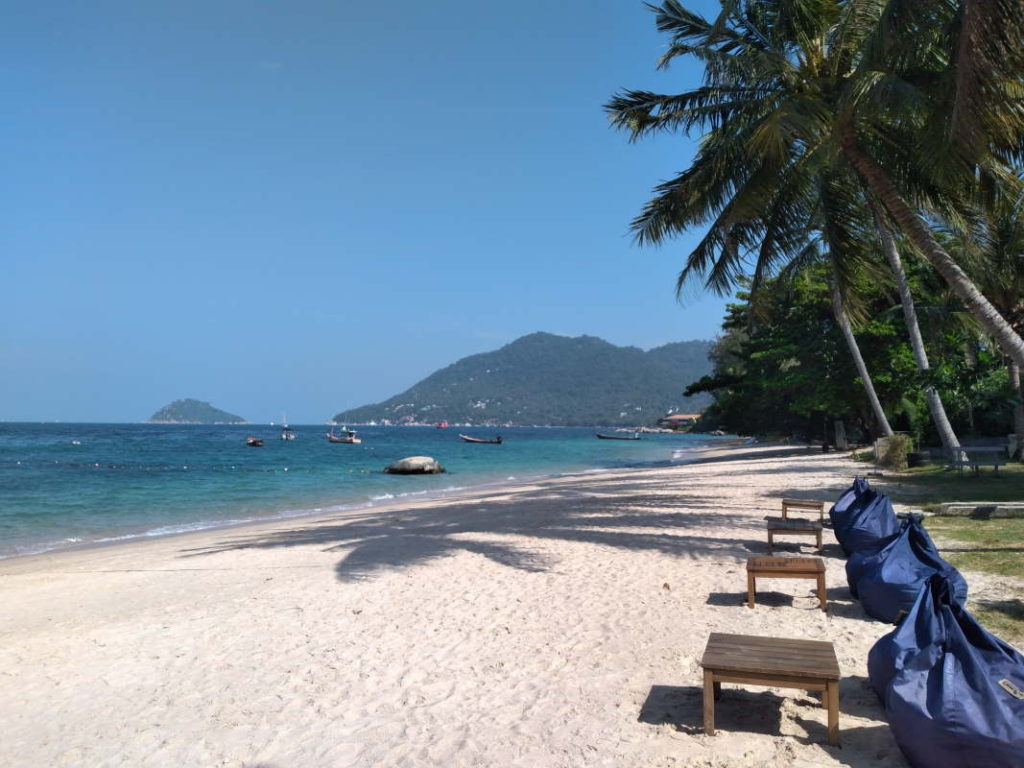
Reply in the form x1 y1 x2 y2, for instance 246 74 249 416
333 333 713 427
147 399 248 424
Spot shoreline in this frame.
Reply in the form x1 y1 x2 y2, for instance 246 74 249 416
0 437 749 564
0 445 910 767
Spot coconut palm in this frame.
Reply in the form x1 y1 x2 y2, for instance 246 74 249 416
835 0 1024 365
948 187 1024 454
607 0 1024 373
603 1 894 435
869 200 962 452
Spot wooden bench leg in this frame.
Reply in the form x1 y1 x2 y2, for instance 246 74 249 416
767 532 774 555
826 679 840 746
703 669 716 736
747 572 756 608
817 574 827 611
816 529 822 553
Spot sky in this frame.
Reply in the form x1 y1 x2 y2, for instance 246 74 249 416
4 0 728 424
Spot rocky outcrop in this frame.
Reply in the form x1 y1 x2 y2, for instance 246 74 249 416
384 456 446 475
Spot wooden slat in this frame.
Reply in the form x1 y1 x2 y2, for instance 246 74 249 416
701 633 840 679
781 498 825 510
765 517 822 532
746 556 824 573
711 671 829 690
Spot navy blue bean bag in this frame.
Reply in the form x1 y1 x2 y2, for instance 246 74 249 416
853 515 967 624
834 491 899 556
828 476 870 530
845 517 908 598
868 575 1024 767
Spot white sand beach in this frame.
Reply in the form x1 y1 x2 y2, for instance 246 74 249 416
0 446 919 767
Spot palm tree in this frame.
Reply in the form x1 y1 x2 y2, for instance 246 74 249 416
606 1 900 433
949 188 1024 455
835 0 1024 366
869 200 962 453
607 0 1024 373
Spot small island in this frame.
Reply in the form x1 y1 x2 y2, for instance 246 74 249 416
146 399 248 424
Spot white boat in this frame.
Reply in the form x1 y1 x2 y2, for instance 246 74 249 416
327 426 361 444
280 413 296 440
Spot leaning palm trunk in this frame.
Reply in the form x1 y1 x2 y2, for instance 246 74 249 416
841 131 1024 369
1009 361 1024 461
870 202 961 455
831 284 894 437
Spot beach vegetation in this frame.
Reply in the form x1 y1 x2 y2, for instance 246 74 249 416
877 434 912 471
608 0 1024 450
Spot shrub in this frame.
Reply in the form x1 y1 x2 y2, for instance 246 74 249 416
878 434 913 470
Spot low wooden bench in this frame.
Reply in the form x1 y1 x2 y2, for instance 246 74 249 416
781 498 825 522
746 556 827 611
765 517 823 554
700 632 841 746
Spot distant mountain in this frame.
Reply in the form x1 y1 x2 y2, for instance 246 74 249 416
147 399 247 424
333 332 713 427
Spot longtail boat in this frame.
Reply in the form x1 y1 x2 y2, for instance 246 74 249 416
459 434 502 444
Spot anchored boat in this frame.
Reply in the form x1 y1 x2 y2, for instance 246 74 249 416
459 434 503 444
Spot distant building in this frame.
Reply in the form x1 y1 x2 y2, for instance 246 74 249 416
657 413 702 428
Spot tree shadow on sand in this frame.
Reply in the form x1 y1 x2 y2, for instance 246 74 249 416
179 473 768 581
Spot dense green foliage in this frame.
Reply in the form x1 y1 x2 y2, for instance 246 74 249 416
690 266 1019 443
147 399 247 424
333 333 713 426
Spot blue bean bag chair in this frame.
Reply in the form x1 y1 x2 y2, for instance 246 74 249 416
828 477 870 529
834 491 899 556
854 515 967 623
845 517 909 598
868 575 1024 767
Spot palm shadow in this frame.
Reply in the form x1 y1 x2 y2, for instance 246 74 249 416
179 472 768 581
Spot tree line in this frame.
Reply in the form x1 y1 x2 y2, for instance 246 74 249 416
608 0 1024 452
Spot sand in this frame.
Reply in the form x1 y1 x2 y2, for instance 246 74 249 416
0 445 917 767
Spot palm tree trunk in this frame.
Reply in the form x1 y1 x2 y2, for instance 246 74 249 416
831 284 894 436
1009 360 1024 460
840 129 1024 369
870 202 961 453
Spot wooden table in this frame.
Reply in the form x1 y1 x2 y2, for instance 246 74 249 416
746 556 827 611
700 632 841 746
781 498 825 522
765 517 823 554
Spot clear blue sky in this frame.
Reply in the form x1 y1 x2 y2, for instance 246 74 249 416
4 0 728 424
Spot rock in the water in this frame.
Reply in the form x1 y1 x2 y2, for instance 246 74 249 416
384 456 446 475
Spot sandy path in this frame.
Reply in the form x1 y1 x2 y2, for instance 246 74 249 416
0 447 911 766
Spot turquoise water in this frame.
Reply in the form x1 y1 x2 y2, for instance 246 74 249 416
0 423 723 558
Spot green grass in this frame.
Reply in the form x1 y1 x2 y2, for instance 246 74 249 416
882 461 1024 506
925 517 1024 578
971 602 1024 648
923 516 1024 645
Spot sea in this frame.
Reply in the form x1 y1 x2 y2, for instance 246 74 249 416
0 423 727 560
